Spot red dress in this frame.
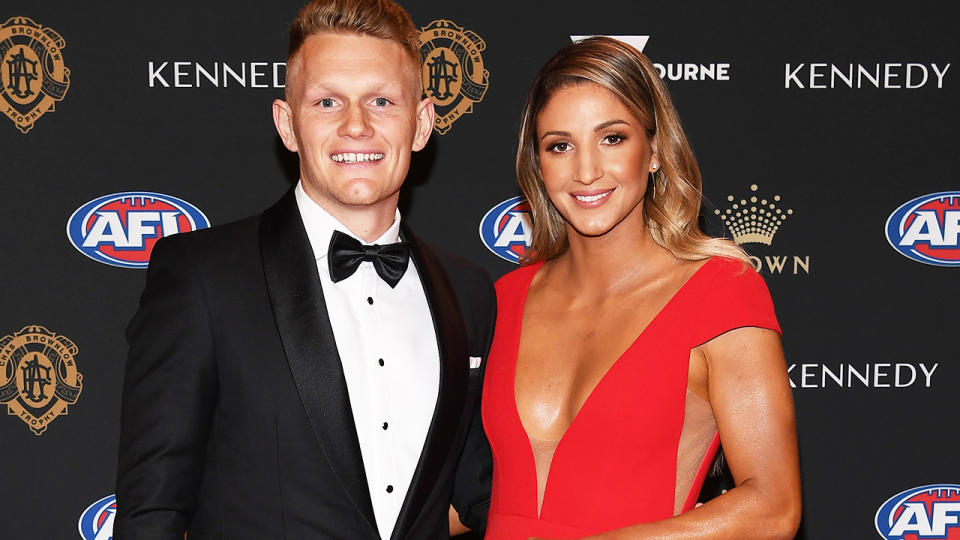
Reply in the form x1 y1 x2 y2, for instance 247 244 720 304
481 257 780 539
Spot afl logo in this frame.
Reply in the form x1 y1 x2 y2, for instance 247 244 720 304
66 192 210 269
885 191 960 267
479 196 532 263
78 494 115 540
875 484 960 539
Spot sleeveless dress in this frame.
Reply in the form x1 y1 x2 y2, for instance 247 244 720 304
481 257 780 539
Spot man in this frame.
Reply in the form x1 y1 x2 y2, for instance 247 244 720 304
115 0 494 538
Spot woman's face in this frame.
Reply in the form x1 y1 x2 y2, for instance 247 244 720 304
536 82 658 240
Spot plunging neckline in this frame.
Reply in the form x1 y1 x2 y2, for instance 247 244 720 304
511 257 717 517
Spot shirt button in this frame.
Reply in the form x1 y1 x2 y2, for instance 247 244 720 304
386 485 394 493
378 358 384 367
366 297 374 305
382 422 388 430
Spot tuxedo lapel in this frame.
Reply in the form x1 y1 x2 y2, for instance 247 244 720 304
259 190 377 533
391 228 470 540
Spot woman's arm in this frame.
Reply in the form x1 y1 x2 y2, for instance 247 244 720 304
540 326 801 540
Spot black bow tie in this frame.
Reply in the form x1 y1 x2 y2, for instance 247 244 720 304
327 230 411 288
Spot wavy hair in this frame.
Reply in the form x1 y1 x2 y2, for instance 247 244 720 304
516 37 746 263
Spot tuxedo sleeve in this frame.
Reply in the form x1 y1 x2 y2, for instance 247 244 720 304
450 264 497 532
452 382 494 532
115 235 217 539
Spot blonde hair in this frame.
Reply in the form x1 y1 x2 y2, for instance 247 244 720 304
287 0 420 67
516 37 746 263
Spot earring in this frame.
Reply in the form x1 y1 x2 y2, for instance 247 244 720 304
649 169 666 198
649 163 661 198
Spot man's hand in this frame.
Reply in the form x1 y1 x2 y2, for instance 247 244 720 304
449 505 471 536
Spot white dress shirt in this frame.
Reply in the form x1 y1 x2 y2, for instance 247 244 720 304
295 183 440 539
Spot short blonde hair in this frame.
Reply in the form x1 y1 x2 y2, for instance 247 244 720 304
287 0 420 64
516 37 747 263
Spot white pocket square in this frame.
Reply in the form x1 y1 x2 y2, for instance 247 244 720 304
469 356 482 369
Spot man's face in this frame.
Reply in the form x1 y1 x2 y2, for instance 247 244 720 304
274 33 433 222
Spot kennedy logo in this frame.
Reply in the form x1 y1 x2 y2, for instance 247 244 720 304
78 494 116 540
67 192 211 269
479 196 532 263
1 16 70 133
885 191 960 267
148 60 286 88
714 184 809 275
785 62 950 89
419 20 489 134
876 484 960 539
570 35 731 82
789 362 937 390
0 325 82 435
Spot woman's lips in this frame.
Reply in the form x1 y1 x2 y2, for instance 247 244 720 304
570 188 615 207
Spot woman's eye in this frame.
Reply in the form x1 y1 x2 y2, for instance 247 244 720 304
374 97 389 106
548 142 570 153
319 98 335 108
602 134 624 145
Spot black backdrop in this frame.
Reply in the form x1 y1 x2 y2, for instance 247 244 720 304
2 2 958 539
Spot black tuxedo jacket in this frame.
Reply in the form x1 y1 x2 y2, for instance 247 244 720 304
115 190 495 539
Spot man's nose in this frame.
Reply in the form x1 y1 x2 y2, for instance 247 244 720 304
339 103 373 138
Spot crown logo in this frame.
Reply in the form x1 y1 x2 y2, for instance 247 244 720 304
714 184 793 245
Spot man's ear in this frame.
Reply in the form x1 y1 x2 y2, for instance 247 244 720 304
272 99 298 152
411 97 435 152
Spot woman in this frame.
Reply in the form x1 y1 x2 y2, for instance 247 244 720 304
481 37 801 539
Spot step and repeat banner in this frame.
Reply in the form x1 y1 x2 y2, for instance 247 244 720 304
2 1 957 539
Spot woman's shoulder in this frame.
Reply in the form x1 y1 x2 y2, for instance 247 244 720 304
691 256 780 341
699 256 766 292
493 260 545 293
